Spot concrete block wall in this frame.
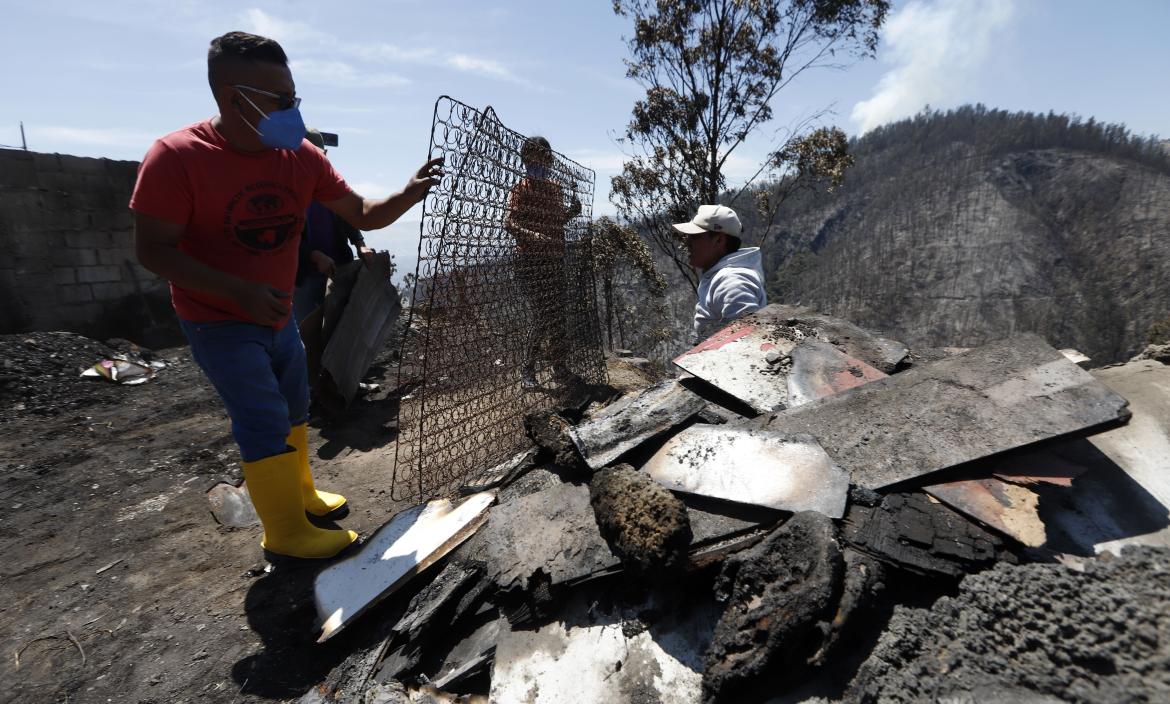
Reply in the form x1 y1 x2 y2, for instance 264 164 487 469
0 148 177 345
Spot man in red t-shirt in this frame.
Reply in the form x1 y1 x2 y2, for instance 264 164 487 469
130 31 442 561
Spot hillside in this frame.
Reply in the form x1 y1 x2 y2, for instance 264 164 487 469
748 106 1170 363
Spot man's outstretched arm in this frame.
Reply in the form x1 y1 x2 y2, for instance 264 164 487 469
134 212 290 326
323 157 444 231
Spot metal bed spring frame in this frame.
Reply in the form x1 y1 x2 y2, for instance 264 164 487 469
392 96 606 502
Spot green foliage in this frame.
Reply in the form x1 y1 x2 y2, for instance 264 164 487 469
611 0 888 288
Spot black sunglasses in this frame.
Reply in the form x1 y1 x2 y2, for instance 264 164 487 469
234 84 301 111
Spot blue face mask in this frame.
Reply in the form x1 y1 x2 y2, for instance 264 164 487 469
238 90 307 150
526 164 549 180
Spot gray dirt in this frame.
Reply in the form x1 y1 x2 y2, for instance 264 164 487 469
845 546 1170 703
589 464 692 572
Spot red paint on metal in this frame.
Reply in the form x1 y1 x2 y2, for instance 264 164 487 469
676 324 757 359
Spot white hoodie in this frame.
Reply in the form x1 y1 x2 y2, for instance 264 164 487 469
694 247 768 341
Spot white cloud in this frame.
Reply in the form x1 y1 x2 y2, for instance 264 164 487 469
445 54 523 84
290 59 410 88
241 8 532 87
563 149 628 174
28 126 157 150
851 0 1016 134
240 8 329 45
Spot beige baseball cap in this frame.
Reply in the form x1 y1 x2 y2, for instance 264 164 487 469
672 204 742 236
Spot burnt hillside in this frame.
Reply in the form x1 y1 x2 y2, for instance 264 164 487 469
749 106 1170 363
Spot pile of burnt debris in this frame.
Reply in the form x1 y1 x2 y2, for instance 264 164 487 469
302 304 1170 704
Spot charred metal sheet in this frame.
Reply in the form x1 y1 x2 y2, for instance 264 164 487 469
673 319 795 413
490 590 718 703
459 481 620 591
1089 361 1170 518
786 338 887 407
568 379 707 469
314 492 495 642
206 481 258 528
644 426 849 518
431 614 504 690
459 447 538 494
763 334 1132 489
793 312 909 374
1032 361 1170 556
923 478 1047 547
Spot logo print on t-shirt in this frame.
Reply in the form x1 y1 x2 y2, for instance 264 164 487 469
224 182 302 253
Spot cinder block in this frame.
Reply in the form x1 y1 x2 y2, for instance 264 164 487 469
76 265 121 284
67 231 112 248
56 284 94 305
113 210 135 230
43 210 91 232
52 267 77 285
110 230 134 249
99 248 132 266
54 248 98 267
91 281 135 300
0 155 39 188
32 152 63 174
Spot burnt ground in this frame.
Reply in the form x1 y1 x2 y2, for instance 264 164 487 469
0 332 412 704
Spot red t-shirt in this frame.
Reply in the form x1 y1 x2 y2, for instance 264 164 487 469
129 119 351 327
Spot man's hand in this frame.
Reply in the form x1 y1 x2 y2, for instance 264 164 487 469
404 156 445 204
357 245 376 267
310 250 336 276
232 281 291 327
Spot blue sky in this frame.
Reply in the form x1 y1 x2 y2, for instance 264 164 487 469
2 0 1168 277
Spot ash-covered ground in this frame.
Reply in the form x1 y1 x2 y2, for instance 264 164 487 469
0 331 411 703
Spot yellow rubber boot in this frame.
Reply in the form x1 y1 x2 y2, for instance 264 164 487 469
287 423 348 518
242 450 358 560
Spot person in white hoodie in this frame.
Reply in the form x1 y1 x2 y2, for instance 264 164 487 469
673 204 768 343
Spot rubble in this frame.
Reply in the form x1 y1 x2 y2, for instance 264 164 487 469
845 546 1170 703
703 512 843 703
314 492 495 642
302 312 1170 704
523 410 587 473
672 305 910 414
568 379 706 469
0 332 145 417
644 426 850 517
922 477 1047 547
764 334 1131 489
589 463 692 572
785 338 886 407
840 491 1012 578
490 589 718 703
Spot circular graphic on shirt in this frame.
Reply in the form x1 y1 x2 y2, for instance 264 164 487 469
223 182 302 253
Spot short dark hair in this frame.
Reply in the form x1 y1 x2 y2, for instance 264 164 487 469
521 135 552 165
207 31 288 90
725 234 742 253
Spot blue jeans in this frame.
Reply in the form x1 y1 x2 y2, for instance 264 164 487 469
180 319 309 462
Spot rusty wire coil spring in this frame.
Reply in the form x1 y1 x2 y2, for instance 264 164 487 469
392 95 606 502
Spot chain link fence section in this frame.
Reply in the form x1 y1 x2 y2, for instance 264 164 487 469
392 96 606 502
